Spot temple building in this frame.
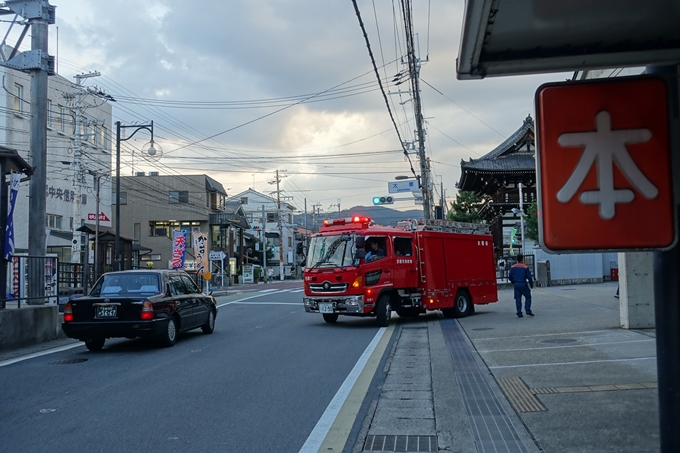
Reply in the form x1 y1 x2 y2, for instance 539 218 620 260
456 115 537 260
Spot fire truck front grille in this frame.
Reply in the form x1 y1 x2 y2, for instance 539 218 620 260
308 282 349 293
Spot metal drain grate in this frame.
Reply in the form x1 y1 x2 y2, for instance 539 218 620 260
48 358 88 365
364 435 437 452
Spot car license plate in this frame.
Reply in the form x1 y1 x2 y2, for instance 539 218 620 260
319 303 334 314
97 305 117 318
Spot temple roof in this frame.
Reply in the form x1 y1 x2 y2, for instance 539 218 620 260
457 115 536 192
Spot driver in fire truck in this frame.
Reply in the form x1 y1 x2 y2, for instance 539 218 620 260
364 238 386 262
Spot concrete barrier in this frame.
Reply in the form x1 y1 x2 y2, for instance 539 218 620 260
0 306 61 352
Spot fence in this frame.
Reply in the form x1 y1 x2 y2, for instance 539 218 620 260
2 255 60 308
496 254 534 281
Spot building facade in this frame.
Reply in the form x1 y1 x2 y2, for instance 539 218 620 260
227 188 297 279
113 173 249 275
0 62 113 263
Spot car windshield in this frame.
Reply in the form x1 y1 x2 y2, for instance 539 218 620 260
89 273 162 297
306 234 358 269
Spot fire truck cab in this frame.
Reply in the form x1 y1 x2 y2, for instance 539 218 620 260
303 216 498 326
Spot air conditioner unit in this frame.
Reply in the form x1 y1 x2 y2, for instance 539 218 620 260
149 171 159 176
135 172 145 176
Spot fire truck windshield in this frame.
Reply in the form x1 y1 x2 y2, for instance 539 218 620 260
307 234 358 269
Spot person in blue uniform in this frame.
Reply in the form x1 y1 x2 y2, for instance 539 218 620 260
508 254 534 317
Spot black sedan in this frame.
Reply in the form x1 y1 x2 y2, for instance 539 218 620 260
62 269 218 351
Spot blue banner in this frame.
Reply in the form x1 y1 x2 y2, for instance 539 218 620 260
4 173 20 261
171 230 187 269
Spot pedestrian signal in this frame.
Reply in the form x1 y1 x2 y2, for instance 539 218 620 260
372 196 394 205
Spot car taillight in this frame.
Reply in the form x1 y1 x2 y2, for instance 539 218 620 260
63 302 73 322
141 301 154 320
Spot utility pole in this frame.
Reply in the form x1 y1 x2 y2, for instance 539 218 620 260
65 71 101 264
0 4 56 298
262 204 267 283
329 199 341 218
269 170 287 281
312 203 322 232
402 0 431 219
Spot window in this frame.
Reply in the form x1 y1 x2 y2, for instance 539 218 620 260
149 221 169 238
134 223 141 241
208 192 224 210
267 212 278 223
47 100 53 127
394 237 413 256
169 275 188 295
288 213 293 224
13 83 23 112
288 237 292 247
240 197 248 204
101 126 108 150
169 191 189 204
46 214 62 230
181 275 200 294
112 192 127 205
58 106 65 132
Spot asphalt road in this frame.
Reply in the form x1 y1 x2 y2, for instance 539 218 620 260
0 282 386 453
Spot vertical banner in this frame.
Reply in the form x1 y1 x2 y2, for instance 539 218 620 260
171 230 187 269
4 172 20 261
193 232 208 275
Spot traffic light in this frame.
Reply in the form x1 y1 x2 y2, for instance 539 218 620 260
372 195 394 205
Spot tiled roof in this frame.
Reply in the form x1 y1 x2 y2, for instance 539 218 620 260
460 153 535 172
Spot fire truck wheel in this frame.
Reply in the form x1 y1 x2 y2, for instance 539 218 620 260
453 290 472 318
323 313 339 323
376 295 392 327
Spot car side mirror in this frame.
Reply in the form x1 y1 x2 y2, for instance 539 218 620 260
355 237 366 248
355 249 366 259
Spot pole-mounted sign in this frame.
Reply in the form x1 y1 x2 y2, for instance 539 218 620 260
536 76 675 252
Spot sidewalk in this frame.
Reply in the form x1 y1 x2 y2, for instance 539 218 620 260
359 281 659 453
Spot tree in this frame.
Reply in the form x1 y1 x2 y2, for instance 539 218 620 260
525 201 539 244
446 191 488 223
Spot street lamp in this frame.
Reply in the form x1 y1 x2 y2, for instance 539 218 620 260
114 121 157 271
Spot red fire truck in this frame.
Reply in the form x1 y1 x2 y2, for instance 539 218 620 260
303 216 498 326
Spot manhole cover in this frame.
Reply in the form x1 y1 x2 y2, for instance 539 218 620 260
540 338 578 344
48 358 88 365
472 328 494 331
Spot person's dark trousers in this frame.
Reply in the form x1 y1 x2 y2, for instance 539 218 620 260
514 285 532 315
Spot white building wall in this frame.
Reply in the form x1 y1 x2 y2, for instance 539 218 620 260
2 66 113 255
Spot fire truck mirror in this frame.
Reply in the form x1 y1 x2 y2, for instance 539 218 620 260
355 236 366 248
355 249 366 259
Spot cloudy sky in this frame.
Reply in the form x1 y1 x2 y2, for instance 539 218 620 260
40 1 571 216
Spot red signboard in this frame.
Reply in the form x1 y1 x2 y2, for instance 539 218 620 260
536 76 675 251
87 212 110 222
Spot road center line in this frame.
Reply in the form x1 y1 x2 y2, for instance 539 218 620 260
299 325 391 453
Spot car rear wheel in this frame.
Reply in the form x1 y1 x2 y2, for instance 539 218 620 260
162 317 177 347
376 295 391 327
85 339 105 351
202 309 216 334
322 313 339 323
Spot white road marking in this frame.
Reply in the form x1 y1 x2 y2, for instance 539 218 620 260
0 342 83 368
258 289 279 293
473 329 625 341
299 327 387 453
232 302 301 305
476 339 654 353
489 356 656 369
290 289 305 293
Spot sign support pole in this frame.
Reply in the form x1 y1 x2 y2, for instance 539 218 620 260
649 64 680 453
